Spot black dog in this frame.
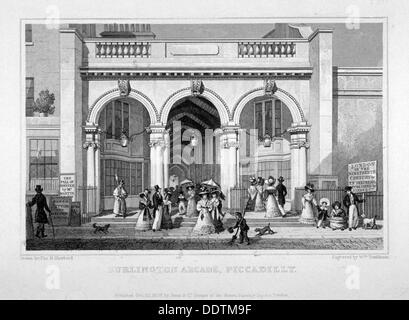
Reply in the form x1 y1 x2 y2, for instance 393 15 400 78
254 223 276 236
92 223 110 234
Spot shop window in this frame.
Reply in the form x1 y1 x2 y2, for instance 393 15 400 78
29 139 59 192
103 159 145 196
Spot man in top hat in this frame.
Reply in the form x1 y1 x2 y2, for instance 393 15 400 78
343 186 364 231
26 185 51 238
276 176 288 217
152 185 163 220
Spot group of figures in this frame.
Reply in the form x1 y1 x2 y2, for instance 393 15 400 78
245 176 288 218
113 178 226 234
300 183 365 231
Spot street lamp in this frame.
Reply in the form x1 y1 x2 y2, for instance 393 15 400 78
100 127 151 147
263 134 272 148
190 135 198 147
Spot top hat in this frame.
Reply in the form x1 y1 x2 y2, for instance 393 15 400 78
319 198 330 206
35 185 43 192
332 201 342 209
278 176 285 182
257 176 265 185
153 185 161 191
304 183 315 192
344 186 353 192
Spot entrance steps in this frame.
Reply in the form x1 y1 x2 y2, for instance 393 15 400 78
90 210 309 229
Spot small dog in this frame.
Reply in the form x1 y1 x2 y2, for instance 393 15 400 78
254 223 276 236
361 215 378 229
92 223 110 234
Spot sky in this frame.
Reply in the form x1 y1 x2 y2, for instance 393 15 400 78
149 23 383 67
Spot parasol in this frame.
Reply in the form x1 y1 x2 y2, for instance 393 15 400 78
201 178 220 189
180 179 193 186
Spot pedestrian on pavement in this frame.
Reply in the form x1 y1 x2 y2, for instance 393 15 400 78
177 190 187 215
26 185 51 239
113 179 128 218
152 185 164 231
317 198 330 228
343 186 364 231
135 189 153 231
232 211 250 245
299 183 318 225
161 188 174 230
329 201 347 230
276 176 287 217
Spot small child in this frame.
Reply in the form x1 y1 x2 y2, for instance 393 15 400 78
177 190 187 215
317 198 330 228
231 211 250 245
330 201 347 231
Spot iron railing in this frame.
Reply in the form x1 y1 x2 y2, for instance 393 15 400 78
77 186 97 224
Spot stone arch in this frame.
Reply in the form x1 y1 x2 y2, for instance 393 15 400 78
232 87 306 124
87 88 159 125
160 87 230 125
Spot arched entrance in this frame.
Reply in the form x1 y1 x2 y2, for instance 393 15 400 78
165 95 222 186
233 86 310 206
238 94 294 198
85 87 156 213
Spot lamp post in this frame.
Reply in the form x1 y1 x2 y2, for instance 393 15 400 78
100 127 151 147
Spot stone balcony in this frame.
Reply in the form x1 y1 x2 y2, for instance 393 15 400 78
80 38 312 79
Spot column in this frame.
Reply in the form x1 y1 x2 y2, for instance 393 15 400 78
163 131 170 188
83 133 96 187
220 126 239 208
288 122 311 207
149 126 166 188
60 29 84 200
94 131 101 214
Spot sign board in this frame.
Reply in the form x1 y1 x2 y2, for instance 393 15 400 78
60 173 75 198
348 160 377 193
50 196 72 226
69 201 81 227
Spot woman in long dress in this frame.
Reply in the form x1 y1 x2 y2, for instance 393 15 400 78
113 179 128 218
186 185 198 217
245 177 257 212
135 189 153 231
193 188 215 235
177 190 187 215
210 189 224 233
299 183 318 225
254 177 265 212
161 189 173 230
264 176 281 218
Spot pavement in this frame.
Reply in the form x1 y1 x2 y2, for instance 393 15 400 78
26 210 383 250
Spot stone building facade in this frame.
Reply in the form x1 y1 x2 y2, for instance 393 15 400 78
25 23 383 211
